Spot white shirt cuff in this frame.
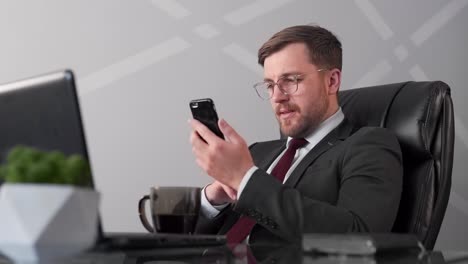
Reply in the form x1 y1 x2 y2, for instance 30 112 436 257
200 185 229 219
237 166 259 199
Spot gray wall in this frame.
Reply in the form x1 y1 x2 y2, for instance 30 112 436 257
1 0 467 250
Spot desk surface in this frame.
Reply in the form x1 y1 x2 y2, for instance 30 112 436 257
1 245 467 264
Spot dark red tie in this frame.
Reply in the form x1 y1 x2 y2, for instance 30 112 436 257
226 138 308 244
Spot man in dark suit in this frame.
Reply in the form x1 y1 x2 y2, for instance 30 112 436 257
189 25 403 245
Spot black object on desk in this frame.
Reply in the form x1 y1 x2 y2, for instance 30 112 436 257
98 232 225 251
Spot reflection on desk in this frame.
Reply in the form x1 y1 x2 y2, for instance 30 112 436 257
0 245 466 263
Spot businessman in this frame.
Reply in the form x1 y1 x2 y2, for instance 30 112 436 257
189 25 403 244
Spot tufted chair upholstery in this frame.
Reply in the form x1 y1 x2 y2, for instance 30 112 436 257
339 81 454 249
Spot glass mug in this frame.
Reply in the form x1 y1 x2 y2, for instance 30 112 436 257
138 186 201 234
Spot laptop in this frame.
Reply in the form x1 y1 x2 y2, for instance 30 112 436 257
0 69 226 250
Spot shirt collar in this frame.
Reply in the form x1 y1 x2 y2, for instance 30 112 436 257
286 107 344 150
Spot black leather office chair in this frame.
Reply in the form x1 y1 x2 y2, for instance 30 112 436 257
339 81 454 250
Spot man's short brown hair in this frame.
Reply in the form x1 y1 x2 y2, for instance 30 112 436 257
258 25 342 70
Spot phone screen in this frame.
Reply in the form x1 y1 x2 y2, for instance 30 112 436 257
189 98 224 139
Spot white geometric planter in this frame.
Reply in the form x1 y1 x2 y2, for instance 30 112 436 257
0 183 100 262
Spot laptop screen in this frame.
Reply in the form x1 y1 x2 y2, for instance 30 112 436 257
0 70 105 238
0 70 90 163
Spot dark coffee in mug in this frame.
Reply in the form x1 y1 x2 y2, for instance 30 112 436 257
139 186 201 234
154 214 198 233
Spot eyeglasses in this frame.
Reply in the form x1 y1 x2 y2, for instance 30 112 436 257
253 69 327 100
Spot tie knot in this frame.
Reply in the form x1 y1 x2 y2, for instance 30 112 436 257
288 138 308 151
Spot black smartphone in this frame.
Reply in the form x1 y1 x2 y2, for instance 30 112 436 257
189 98 224 139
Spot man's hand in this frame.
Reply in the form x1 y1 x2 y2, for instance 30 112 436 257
189 118 254 191
205 181 237 205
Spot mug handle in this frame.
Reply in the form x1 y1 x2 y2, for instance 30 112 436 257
138 195 155 233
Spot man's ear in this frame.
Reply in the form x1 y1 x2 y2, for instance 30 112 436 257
327 69 341 95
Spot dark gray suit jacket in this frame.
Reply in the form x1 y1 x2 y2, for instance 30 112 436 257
195 119 403 244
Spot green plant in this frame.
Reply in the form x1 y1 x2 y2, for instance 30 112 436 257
0 145 92 186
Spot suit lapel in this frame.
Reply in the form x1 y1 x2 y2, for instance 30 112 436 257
257 142 286 171
284 118 355 187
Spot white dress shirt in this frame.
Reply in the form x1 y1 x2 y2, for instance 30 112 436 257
200 107 345 219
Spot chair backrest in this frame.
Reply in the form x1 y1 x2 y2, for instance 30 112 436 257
338 81 454 249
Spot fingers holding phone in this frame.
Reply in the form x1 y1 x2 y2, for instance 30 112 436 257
189 98 224 141
189 119 221 146
189 99 254 190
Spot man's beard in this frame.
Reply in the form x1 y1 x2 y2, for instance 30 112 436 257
278 99 329 138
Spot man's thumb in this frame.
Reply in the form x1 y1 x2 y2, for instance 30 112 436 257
218 119 242 143
223 185 237 201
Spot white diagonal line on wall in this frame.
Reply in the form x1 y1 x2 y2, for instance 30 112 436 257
394 45 409 62
409 65 429 81
449 191 468 217
223 43 263 76
79 37 190 95
409 65 468 150
411 0 468 46
224 0 294 26
354 0 394 40
150 0 191 19
352 60 392 88
193 24 220 40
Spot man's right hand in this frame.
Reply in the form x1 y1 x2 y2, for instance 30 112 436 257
205 181 237 205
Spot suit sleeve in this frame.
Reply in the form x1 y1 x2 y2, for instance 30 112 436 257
194 143 259 234
194 204 232 234
233 128 403 242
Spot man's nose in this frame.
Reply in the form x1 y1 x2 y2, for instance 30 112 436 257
271 85 289 103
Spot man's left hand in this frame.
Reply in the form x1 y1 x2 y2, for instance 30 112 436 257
189 118 254 191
